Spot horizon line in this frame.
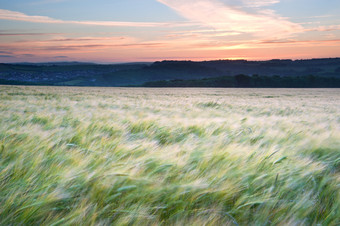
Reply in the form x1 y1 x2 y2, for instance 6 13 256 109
2 57 340 65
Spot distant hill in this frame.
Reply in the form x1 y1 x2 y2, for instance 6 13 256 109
12 61 97 66
0 58 339 87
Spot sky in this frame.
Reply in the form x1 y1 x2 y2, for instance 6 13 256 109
0 0 340 63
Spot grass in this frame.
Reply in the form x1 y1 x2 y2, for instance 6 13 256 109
0 86 339 225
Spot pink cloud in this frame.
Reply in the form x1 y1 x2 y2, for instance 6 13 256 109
157 0 303 39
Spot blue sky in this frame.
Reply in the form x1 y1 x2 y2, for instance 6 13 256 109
0 0 182 21
0 0 340 62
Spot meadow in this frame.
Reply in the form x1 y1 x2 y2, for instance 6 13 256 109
0 86 339 225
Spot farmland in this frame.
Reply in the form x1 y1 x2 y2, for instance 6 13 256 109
0 86 339 225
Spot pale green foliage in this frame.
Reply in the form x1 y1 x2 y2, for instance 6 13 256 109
0 86 339 225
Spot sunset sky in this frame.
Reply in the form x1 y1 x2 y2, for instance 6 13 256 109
1 0 340 63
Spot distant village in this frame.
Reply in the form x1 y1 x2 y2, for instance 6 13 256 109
0 70 102 82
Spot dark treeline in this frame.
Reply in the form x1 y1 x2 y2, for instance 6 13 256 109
143 74 340 88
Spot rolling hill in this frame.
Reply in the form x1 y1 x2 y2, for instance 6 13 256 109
0 58 340 87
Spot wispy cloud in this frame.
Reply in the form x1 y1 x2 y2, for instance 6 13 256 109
204 38 340 50
0 50 12 54
260 39 340 46
305 25 340 32
0 35 166 57
216 0 280 8
157 0 303 39
0 9 194 27
0 55 14 58
0 32 62 36
21 54 35 57
237 0 280 7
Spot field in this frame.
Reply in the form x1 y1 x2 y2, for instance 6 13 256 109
0 86 339 225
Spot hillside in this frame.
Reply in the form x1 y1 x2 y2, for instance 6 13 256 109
0 58 340 87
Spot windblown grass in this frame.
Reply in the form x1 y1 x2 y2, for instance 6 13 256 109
0 86 339 225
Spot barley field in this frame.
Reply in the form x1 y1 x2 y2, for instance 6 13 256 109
0 86 339 225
